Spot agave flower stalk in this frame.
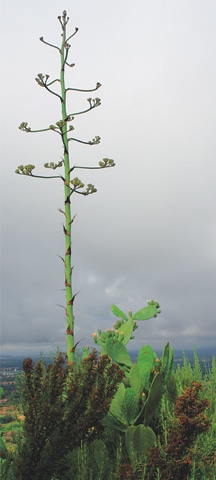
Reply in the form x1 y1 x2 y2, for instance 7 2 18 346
16 11 115 362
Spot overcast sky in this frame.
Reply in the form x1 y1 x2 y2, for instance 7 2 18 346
1 0 216 356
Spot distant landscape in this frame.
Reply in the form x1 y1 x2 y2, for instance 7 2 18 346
1 346 215 369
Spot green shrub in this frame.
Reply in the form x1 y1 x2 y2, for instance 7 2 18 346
0 416 14 424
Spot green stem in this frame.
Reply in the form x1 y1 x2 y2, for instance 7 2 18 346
60 16 74 362
17 11 113 362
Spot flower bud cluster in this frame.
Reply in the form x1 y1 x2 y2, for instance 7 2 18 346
93 328 125 346
19 122 31 132
15 164 35 175
35 73 50 87
85 184 97 195
98 158 115 168
70 177 84 189
87 98 101 109
44 160 63 170
89 136 101 145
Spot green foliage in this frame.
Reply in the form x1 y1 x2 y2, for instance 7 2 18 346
93 301 163 382
0 387 5 399
105 339 133 370
94 300 161 353
102 341 173 434
111 305 128 321
143 372 165 426
132 303 161 321
160 341 174 384
111 300 161 322
0 436 8 460
175 347 206 393
4 351 123 480
58 438 119 480
49 353 215 480
1 350 215 480
102 351 215 480
146 381 211 480
154 351 216 480
0 415 14 424
90 439 110 476
102 383 128 432
125 425 156 464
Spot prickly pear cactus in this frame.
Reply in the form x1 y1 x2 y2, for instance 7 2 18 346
102 382 141 431
94 300 174 458
132 300 161 321
111 304 128 321
125 424 156 464
143 372 165 426
160 341 174 384
123 388 140 425
93 300 161 378
102 382 129 432
93 300 161 355
129 345 156 395
113 317 137 346
105 338 133 375
102 342 174 433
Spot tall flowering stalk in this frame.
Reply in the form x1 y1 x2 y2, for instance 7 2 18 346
16 11 115 362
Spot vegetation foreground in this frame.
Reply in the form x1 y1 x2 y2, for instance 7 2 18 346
0 347 215 480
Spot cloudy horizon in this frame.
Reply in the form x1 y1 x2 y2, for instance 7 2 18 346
1 0 216 356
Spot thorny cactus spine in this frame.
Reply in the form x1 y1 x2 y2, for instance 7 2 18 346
16 11 115 362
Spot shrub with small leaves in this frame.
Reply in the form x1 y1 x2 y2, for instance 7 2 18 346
10 351 123 480
146 381 210 480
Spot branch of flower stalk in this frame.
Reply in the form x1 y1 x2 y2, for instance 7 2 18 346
19 122 61 135
15 163 65 178
67 98 101 117
66 82 101 93
35 73 51 86
44 160 64 170
68 136 101 145
68 159 115 173
74 159 115 170
61 44 73 70
46 78 61 87
58 10 70 28
39 36 60 52
65 27 79 44
35 75 101 96
35 74 63 101
43 84 63 101
68 184 97 196
15 172 63 180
